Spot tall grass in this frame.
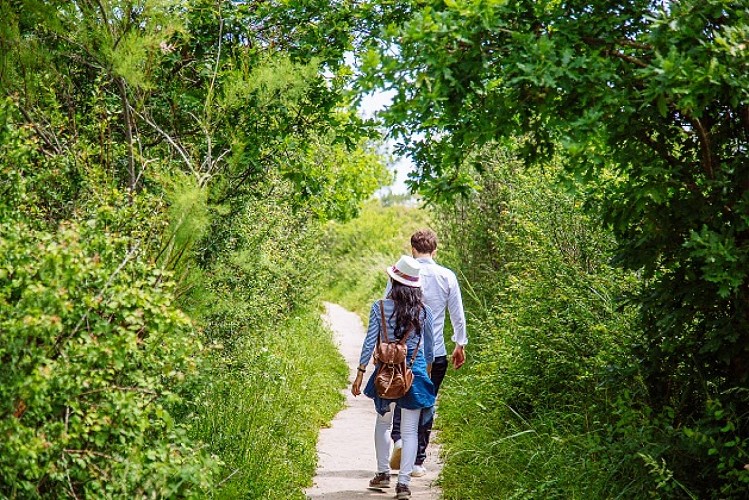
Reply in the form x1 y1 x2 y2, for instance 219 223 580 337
432 152 669 498
437 371 651 499
191 311 347 499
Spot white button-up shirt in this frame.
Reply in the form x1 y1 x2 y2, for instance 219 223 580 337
386 257 468 357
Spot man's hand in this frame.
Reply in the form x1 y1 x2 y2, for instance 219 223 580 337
351 371 363 396
451 345 466 370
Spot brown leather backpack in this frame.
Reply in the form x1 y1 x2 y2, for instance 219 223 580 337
373 300 420 399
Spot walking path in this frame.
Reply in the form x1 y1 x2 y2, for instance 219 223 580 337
306 302 442 499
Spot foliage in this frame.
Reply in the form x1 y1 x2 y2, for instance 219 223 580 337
322 198 430 318
0 0 384 210
0 217 219 498
175 177 349 498
0 0 383 496
357 0 749 494
286 137 392 221
432 148 665 498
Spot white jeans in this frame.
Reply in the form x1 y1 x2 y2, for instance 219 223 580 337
375 405 420 486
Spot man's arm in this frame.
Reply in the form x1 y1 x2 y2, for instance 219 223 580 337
447 272 468 369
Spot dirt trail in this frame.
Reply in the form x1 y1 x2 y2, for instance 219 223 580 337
305 302 442 499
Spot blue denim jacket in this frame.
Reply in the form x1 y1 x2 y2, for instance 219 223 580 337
359 299 436 415
358 300 435 368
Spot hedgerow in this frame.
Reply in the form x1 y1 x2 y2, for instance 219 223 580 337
0 218 219 498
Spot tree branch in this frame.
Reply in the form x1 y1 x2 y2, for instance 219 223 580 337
204 16 224 118
636 130 681 169
602 49 649 68
580 36 651 68
94 0 113 36
66 468 80 500
16 105 62 155
582 36 653 51
115 77 137 195
64 449 116 461
131 106 194 171
78 386 158 397
51 242 140 359
687 115 716 179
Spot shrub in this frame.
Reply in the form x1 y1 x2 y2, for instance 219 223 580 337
322 198 430 318
434 149 661 498
180 178 349 498
0 219 219 498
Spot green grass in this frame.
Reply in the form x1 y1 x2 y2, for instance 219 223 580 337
191 309 348 499
437 379 619 500
322 199 430 319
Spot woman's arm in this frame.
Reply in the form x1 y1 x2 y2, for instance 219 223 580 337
358 302 381 367
352 301 381 396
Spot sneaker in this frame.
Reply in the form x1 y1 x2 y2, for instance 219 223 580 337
410 464 427 477
389 439 403 469
395 483 411 499
368 472 391 488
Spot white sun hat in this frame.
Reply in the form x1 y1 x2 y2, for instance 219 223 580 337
386 255 422 287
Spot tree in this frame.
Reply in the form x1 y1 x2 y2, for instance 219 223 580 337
0 0 388 495
357 0 749 494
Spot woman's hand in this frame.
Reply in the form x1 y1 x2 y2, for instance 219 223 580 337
351 371 364 396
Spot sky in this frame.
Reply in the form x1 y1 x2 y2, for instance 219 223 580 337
358 89 412 196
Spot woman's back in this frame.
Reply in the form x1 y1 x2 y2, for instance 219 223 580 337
358 300 435 370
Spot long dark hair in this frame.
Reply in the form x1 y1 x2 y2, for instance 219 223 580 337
388 280 423 339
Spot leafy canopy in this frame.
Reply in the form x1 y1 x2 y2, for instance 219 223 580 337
355 0 749 495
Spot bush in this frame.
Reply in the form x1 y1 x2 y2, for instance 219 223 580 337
180 179 350 498
433 149 665 498
322 198 430 318
0 219 219 498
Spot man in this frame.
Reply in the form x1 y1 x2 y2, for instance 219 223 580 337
387 229 467 477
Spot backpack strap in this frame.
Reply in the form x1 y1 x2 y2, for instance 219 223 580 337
407 306 426 367
397 310 422 368
378 300 389 347
408 329 421 368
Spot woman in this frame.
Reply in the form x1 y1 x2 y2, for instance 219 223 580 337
352 255 435 500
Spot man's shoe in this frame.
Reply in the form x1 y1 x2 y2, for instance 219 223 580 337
410 464 427 477
389 439 403 469
368 472 391 488
395 483 411 499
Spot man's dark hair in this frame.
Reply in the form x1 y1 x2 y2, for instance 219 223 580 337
411 229 438 254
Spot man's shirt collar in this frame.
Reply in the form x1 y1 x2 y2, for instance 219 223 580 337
416 256 435 265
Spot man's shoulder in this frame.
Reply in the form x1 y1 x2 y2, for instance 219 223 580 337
429 261 458 281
